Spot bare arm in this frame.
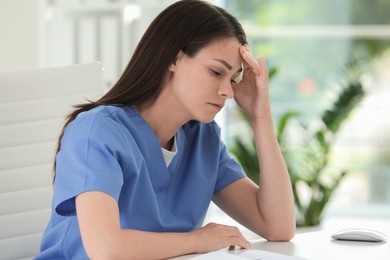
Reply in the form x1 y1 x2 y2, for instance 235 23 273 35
213 45 295 241
76 191 250 260
213 118 295 241
252 115 296 240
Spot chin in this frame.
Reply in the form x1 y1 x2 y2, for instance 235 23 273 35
201 118 214 123
191 108 219 123
196 114 217 123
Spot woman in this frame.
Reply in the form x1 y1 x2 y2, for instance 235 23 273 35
36 0 295 259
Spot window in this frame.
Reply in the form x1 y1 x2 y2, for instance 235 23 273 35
222 0 390 219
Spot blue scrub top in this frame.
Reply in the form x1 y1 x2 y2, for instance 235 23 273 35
36 105 246 259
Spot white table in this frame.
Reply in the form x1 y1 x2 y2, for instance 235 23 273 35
172 218 390 260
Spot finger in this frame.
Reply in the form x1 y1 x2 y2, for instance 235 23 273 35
220 225 241 234
258 57 269 80
223 226 251 248
229 236 251 249
239 45 251 68
240 46 261 76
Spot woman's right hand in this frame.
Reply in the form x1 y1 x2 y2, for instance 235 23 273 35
190 222 251 253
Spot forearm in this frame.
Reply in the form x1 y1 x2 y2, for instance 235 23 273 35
77 192 198 259
77 192 249 259
112 222 249 259
251 116 295 240
102 229 197 260
86 223 250 260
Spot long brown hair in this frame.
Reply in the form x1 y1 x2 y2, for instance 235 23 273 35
53 0 247 181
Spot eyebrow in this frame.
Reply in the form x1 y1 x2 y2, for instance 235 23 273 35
214 59 242 73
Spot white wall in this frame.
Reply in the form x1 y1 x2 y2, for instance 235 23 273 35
0 0 177 81
0 0 44 73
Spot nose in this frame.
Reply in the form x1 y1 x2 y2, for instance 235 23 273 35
218 81 234 99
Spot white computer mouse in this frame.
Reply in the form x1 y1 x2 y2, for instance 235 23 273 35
331 228 387 242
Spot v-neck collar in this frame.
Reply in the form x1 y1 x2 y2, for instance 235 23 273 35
124 105 185 208
124 105 182 177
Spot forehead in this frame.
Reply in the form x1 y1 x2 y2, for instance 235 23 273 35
196 38 242 68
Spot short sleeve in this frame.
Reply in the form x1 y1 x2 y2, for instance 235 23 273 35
211 123 246 194
53 113 129 216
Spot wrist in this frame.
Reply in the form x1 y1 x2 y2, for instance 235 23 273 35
250 114 274 127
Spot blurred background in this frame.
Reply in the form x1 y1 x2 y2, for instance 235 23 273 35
1 0 389 229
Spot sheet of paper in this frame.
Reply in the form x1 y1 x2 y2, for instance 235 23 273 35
191 249 308 260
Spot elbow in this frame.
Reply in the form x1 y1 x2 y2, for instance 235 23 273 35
86 247 134 260
83 235 143 260
261 222 296 242
82 233 125 260
265 228 295 242
84 244 118 260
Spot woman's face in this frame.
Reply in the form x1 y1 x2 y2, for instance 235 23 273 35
168 38 243 123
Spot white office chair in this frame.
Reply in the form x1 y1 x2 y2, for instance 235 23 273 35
0 62 105 260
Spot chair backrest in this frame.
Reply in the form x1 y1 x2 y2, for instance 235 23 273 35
0 62 105 260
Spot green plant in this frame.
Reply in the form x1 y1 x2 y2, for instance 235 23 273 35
230 66 365 227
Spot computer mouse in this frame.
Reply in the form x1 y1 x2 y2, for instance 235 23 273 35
331 228 387 242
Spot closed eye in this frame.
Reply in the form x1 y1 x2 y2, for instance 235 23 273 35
210 68 238 84
210 69 222 77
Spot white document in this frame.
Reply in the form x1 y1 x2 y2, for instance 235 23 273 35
191 249 308 260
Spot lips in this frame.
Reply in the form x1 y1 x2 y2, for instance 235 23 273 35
209 102 224 110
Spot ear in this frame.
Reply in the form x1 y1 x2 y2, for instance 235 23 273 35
169 50 185 72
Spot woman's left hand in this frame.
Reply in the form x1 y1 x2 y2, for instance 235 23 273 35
233 45 271 121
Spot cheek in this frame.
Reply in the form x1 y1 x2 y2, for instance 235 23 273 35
173 68 203 96
172 62 214 104
170 73 197 107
